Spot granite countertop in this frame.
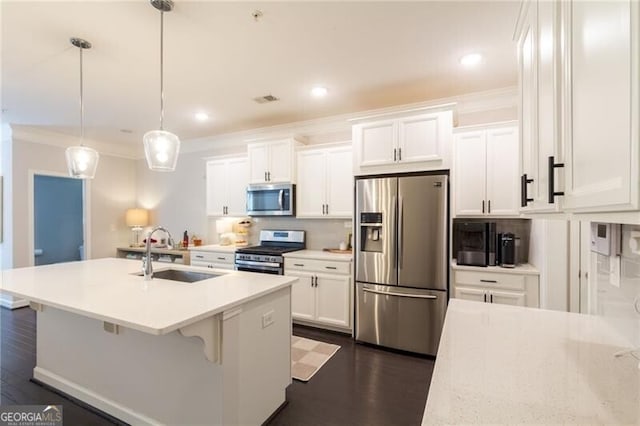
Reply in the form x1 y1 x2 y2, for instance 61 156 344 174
451 259 540 275
0 258 296 336
422 299 640 425
284 249 353 262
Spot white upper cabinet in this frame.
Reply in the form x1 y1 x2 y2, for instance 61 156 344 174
352 107 454 175
516 0 639 215
247 138 301 184
561 0 639 212
517 0 562 213
454 124 520 218
297 145 353 218
206 156 248 217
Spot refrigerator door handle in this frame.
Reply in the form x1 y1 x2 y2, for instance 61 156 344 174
392 194 397 268
398 196 404 268
363 287 437 300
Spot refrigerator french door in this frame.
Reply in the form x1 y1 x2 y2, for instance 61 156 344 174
355 174 448 356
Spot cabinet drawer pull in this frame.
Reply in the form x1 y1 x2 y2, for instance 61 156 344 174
195 255 204 259
217 257 226 260
548 156 565 204
521 174 534 207
480 279 497 283
294 263 305 267
325 266 337 270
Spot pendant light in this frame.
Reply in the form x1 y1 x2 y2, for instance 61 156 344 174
65 37 99 179
143 0 180 172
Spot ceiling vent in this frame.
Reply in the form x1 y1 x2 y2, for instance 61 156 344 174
253 94 279 104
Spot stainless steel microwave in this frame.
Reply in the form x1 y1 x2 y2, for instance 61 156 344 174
246 183 295 216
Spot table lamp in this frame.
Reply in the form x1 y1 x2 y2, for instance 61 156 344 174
126 208 149 247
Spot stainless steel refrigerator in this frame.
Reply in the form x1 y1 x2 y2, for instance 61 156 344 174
355 174 448 356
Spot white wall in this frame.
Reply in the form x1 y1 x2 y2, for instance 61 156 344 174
6 136 136 268
529 219 570 311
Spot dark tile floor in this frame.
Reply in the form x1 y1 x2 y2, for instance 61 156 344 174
1 307 434 425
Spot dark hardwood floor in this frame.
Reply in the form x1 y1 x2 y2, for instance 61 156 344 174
1 307 434 425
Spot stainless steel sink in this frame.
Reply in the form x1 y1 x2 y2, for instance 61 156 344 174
134 269 221 283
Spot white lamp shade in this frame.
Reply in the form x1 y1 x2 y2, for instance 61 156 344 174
125 208 149 228
143 130 180 171
65 146 99 179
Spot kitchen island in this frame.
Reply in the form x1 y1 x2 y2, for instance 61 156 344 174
0 258 296 425
423 299 640 424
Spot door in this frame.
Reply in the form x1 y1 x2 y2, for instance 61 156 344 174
315 274 350 328
247 143 269 184
454 131 487 216
355 177 397 286
397 113 442 163
356 283 447 356
489 290 526 307
206 160 227 216
34 175 84 266
325 147 353 217
290 271 315 321
297 150 326 217
563 0 636 211
454 286 486 303
268 140 294 183
356 119 397 167
226 157 248 216
486 126 519 216
398 175 447 290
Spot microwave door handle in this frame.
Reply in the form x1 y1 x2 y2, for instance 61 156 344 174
278 189 284 210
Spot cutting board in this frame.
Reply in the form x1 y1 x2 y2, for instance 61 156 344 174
322 248 353 254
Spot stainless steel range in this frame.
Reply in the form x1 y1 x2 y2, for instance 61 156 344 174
235 230 305 274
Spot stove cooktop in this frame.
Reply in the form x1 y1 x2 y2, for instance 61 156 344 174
235 245 303 256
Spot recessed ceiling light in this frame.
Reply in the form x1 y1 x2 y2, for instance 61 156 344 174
460 53 483 67
195 112 209 121
311 86 328 98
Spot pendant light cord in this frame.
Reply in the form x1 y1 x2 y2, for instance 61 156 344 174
160 9 165 131
79 46 85 142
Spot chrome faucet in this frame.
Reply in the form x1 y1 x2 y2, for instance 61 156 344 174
143 226 174 281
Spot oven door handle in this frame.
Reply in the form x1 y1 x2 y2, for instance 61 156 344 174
235 260 281 268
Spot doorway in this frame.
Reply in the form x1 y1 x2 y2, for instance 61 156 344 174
32 173 85 266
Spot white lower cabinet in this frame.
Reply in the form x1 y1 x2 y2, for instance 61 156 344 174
452 268 539 308
284 255 352 331
190 249 236 270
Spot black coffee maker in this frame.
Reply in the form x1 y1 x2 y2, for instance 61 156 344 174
497 233 517 268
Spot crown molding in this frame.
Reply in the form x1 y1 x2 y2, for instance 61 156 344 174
180 86 517 155
9 125 139 159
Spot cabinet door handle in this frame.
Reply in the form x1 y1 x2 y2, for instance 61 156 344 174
398 147 402 161
480 279 498 283
310 276 314 287
482 200 485 213
483 293 487 303
490 293 494 303
325 204 329 215
548 156 565 204
264 171 267 182
325 266 337 270
267 171 271 181
393 148 397 162
322 204 326 215
315 276 318 287
520 174 534 207
488 200 491 214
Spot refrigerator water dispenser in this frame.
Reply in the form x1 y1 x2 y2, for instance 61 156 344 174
360 212 384 253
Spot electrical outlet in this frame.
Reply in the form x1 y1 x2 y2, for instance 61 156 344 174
262 310 274 328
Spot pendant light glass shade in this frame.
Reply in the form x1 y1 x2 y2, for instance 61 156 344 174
65 145 100 179
143 130 180 171
145 0 180 172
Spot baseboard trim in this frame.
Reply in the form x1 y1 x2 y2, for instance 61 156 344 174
33 367 160 426
0 295 29 309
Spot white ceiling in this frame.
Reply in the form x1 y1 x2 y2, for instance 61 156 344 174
1 1 519 147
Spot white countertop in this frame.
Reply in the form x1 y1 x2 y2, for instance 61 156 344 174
188 244 238 253
284 249 353 262
0 258 296 336
451 259 539 275
423 299 640 425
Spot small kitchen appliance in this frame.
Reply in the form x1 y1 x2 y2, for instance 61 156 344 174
498 232 517 268
246 183 295 216
235 230 305 274
455 222 497 267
